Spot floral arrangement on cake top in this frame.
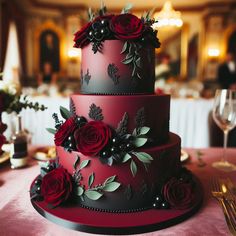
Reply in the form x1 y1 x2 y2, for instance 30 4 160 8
74 3 160 53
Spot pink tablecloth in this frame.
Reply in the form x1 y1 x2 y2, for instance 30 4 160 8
0 147 235 236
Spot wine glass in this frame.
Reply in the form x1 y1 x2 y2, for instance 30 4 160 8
212 89 236 171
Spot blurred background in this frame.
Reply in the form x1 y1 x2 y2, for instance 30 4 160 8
0 0 236 148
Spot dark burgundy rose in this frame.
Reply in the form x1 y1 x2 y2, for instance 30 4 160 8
0 134 6 153
73 21 92 48
74 121 111 156
54 116 77 146
41 167 72 206
163 178 194 209
110 14 144 40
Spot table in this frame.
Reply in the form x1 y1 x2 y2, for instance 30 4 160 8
0 147 235 236
2 96 213 148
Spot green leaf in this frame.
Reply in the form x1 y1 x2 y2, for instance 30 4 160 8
103 182 121 192
132 66 137 77
73 155 80 170
139 152 153 160
75 186 84 196
60 106 72 120
121 3 133 14
138 127 150 135
122 57 133 65
121 41 128 54
132 137 148 147
133 152 152 163
130 160 137 177
79 159 90 170
122 153 132 163
132 128 137 136
46 128 57 135
137 73 142 79
135 57 141 68
88 172 95 187
104 175 116 184
85 190 103 200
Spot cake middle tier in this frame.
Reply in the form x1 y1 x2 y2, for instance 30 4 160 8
70 94 170 144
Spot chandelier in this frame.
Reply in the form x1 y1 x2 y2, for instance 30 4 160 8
153 1 183 28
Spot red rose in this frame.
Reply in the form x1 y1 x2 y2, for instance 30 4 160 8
41 167 72 206
110 14 144 40
0 134 6 153
163 178 194 209
54 116 77 146
74 121 111 156
74 21 92 48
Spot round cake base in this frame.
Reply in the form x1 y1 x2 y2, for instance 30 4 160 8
30 176 203 235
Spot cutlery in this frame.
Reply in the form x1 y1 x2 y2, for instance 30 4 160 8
220 178 236 217
211 178 236 235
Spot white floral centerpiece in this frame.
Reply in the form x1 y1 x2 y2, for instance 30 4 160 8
0 77 46 153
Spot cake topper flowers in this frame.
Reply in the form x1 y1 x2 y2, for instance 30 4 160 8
73 4 160 53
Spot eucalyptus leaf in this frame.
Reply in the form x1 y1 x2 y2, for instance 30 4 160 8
88 172 95 187
122 153 132 163
75 186 84 196
46 128 57 135
60 106 72 119
80 195 85 202
121 3 133 14
104 175 116 184
132 152 152 163
132 137 148 147
121 41 128 54
107 157 113 166
103 182 121 192
126 53 133 60
132 128 137 136
138 127 150 135
79 159 90 170
73 155 80 170
85 190 103 200
130 160 137 177
122 57 133 65
138 152 153 160
132 66 137 77
135 57 141 68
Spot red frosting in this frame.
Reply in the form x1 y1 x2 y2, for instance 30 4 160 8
70 94 170 144
58 133 181 192
81 40 155 94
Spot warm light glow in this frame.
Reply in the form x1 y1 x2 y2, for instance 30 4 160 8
208 48 220 57
68 48 81 59
153 1 183 28
3 22 21 82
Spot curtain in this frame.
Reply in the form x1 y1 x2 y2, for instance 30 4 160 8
3 22 21 82
0 1 25 77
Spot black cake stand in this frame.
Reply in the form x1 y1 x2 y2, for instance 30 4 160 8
30 176 203 235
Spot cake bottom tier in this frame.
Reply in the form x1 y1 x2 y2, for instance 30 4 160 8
57 133 181 212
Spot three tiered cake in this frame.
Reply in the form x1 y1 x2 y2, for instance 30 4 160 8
30 5 202 233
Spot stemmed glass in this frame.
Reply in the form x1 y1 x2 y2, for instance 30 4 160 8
212 89 236 171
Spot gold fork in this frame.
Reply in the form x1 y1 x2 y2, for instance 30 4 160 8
211 178 236 235
220 178 236 217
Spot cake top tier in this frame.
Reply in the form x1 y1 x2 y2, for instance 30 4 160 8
74 5 160 95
